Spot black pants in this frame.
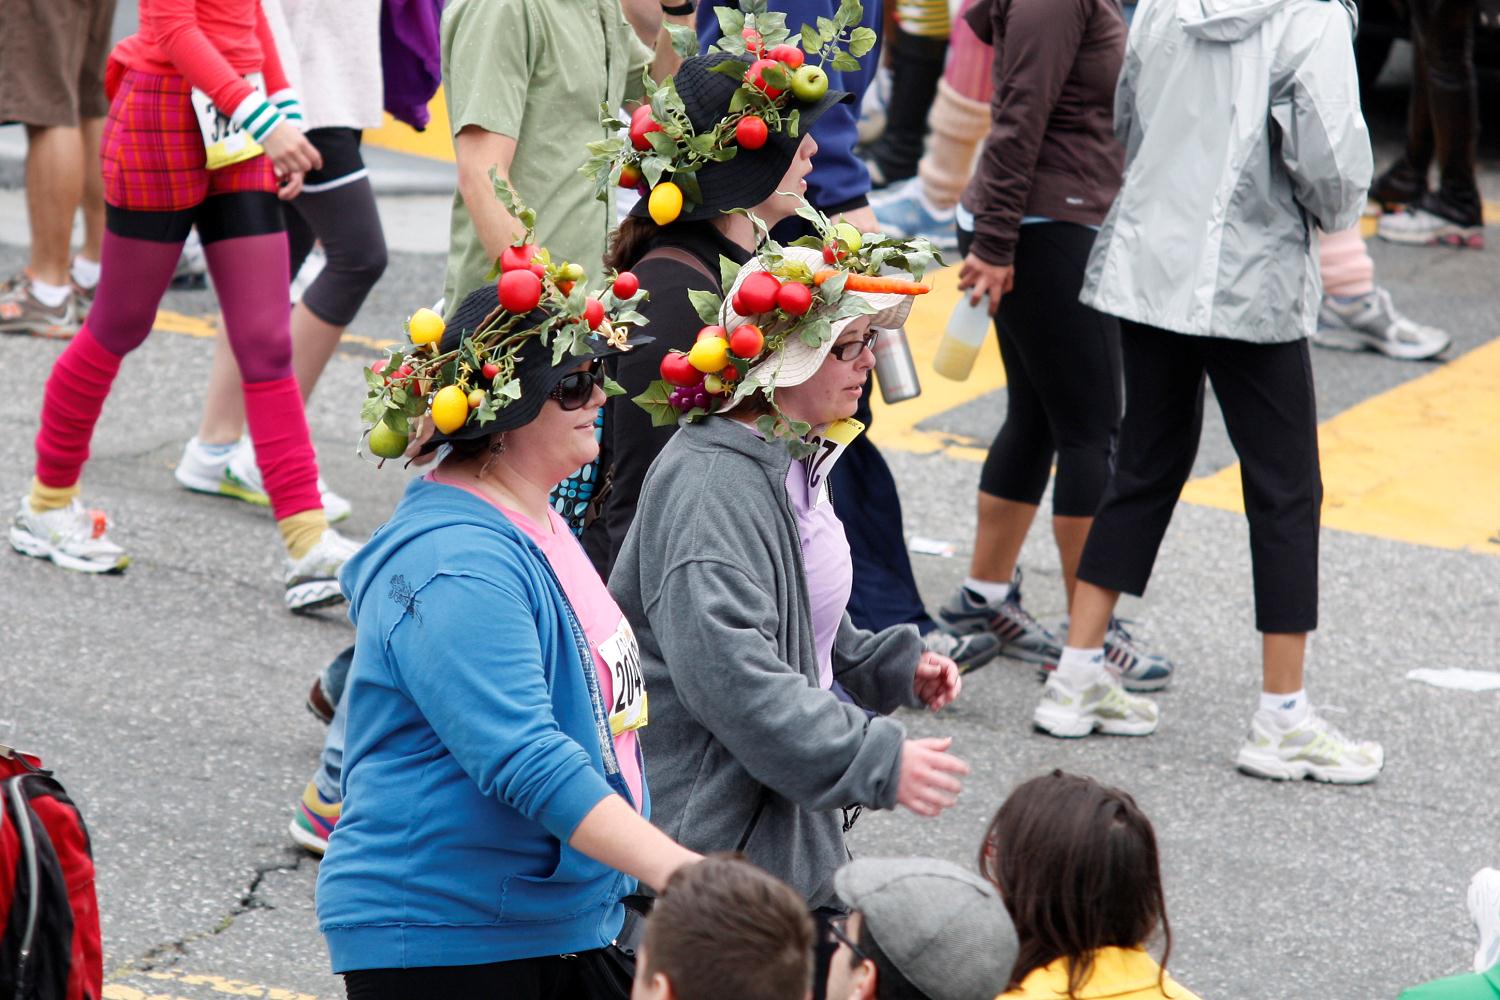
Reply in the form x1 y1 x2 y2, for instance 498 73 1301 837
344 954 594 1000
867 27 947 185
1389 0 1481 222
1076 321 1321 634
959 223 1122 516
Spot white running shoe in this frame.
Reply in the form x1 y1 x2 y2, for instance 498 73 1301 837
1470 867 1500 973
1376 206 1484 248
284 528 361 612
175 438 351 523
1235 709 1384 784
1033 670 1159 739
9 497 129 574
1315 287 1451 360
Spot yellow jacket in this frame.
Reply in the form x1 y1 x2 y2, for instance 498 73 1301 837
999 947 1202 1000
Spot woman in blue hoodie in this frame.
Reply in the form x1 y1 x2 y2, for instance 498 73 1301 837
317 279 699 999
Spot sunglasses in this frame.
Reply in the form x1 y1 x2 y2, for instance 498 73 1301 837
829 329 878 362
549 368 606 411
825 914 868 963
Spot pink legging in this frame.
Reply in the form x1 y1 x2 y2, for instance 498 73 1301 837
34 205 322 520
1317 225 1376 298
945 0 995 104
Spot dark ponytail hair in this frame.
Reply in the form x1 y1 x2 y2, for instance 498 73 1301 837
604 216 662 274
978 770 1172 999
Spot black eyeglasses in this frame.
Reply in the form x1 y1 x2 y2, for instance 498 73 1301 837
825 914 868 962
549 368 605 410
829 329 878 362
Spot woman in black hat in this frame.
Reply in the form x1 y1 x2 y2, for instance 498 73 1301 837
581 49 848 576
317 276 700 999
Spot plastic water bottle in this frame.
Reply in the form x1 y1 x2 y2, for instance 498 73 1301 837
872 326 922 403
933 292 991 381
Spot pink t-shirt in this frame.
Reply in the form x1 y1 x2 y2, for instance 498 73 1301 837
428 473 646 811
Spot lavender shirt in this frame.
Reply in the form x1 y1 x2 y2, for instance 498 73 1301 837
785 460 854 691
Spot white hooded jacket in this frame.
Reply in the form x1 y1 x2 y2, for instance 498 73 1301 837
1080 0 1372 342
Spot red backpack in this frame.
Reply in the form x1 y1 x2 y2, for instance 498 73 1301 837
0 746 101 1000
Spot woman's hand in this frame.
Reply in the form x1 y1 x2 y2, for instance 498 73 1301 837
913 651 961 711
261 122 322 181
957 253 1015 314
896 737 969 817
276 171 305 201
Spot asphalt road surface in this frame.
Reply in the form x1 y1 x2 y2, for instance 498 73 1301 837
1 47 1498 1000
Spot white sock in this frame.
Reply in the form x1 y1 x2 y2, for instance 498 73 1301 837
1056 647 1107 686
71 256 101 289
1260 689 1309 729
195 439 238 458
29 278 70 308
963 576 1013 604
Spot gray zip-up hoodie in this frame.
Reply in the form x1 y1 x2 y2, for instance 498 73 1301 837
1080 0 1372 342
609 417 923 908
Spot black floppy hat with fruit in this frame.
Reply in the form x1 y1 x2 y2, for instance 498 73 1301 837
583 0 876 225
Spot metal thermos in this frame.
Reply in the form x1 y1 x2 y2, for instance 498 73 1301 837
872 326 922 404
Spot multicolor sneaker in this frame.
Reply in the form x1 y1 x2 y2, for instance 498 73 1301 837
9 497 129 574
1470 868 1500 974
1033 669 1159 739
0 281 76 339
285 527 360 612
938 570 1062 667
175 437 351 523
1234 709 1384 784
289 780 340 855
1316 288 1451 360
922 626 1001 675
1377 206 1484 248
1103 619 1174 692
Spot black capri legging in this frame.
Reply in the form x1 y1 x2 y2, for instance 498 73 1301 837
284 127 388 327
958 221 1122 517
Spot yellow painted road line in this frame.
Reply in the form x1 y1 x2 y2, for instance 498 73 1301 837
151 311 398 354
363 89 455 162
1182 334 1500 555
104 969 319 1000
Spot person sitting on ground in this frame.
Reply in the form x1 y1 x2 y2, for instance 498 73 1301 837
825 856 1018 1000
609 236 967 913
979 771 1198 1000
632 854 814 1000
317 267 700 998
1398 868 1500 1000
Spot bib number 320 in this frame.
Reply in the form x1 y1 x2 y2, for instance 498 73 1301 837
190 73 265 171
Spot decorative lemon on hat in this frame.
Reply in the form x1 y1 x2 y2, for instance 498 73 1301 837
649 181 684 225
430 384 471 434
408 308 445 345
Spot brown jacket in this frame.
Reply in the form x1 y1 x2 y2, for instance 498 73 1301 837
959 0 1127 266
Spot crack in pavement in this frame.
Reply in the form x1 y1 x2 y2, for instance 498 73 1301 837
112 849 308 977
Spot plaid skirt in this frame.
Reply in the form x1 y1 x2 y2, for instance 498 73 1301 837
101 69 276 212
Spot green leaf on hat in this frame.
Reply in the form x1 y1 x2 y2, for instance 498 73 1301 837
645 130 680 158
714 6 747 40
708 58 752 81
785 108 800 138
360 396 386 425
667 22 700 58
835 0 863 31
816 16 837 41
603 376 626 398
830 50 861 72
800 24 820 54
800 316 832 347
674 171 704 205
849 26 877 57
755 414 778 436
688 288 724 326
718 255 739 292
497 379 522 400
635 381 680 427
761 63 792 90
380 412 410 436
642 155 671 186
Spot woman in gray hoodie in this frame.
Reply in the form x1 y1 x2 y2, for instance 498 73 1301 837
609 242 967 911
1036 0 1384 785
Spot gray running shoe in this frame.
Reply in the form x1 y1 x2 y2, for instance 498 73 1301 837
922 627 1001 675
1315 287 1451 360
1033 670 1159 739
1104 618 1174 692
1235 709 1383 784
937 569 1061 667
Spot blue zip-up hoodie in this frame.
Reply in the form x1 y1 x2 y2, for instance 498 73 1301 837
317 476 644 972
696 0 882 212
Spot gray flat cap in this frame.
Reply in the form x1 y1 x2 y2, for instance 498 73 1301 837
834 857 1018 1000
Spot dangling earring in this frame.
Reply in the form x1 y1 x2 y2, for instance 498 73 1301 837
478 433 507 476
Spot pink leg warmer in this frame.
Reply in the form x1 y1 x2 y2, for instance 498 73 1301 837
944 0 995 104
34 325 125 489
243 376 323 520
1318 226 1376 297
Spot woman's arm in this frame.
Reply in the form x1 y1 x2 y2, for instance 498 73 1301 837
570 796 702 892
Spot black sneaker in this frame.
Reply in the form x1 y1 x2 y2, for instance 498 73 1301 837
922 627 1001 675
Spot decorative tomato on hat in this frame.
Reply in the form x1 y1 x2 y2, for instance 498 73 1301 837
737 271 781 314
660 351 700 386
583 298 606 330
729 324 765 358
735 115 769 150
613 271 640 299
497 269 543 313
775 282 813 316
499 244 538 273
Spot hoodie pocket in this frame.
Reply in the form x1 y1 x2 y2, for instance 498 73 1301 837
498 848 618 922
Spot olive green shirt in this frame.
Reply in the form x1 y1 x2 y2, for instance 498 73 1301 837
440 0 654 316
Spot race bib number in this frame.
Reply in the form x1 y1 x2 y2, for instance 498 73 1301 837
190 73 265 171
801 417 866 497
598 617 648 737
